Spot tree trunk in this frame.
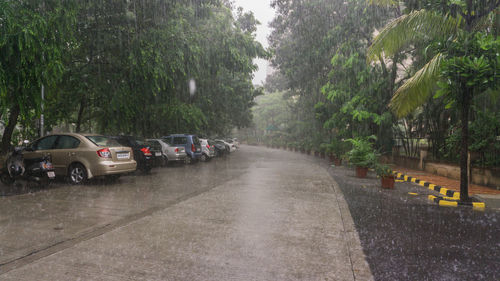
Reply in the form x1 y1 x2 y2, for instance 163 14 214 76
75 96 86 133
459 89 471 202
1 104 21 155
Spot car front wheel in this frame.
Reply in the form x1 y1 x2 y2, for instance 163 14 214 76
201 154 208 162
68 163 87 185
161 155 168 167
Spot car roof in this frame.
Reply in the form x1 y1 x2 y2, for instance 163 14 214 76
44 132 101 138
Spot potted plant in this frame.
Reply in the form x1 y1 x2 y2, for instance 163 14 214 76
322 143 335 162
330 139 347 166
299 144 305 153
375 163 395 189
304 143 312 155
319 143 328 158
344 137 378 178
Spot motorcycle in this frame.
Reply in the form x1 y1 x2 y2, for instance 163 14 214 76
0 146 56 187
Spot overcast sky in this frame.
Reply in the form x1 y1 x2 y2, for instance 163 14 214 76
232 0 275 85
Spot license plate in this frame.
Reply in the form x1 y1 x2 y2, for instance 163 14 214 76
155 152 162 156
117 152 130 159
196 149 201 152
47 171 55 178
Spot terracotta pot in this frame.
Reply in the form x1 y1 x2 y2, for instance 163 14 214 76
381 175 395 189
356 166 368 178
333 158 342 166
328 154 335 162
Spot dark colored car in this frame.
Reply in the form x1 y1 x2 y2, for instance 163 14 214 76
162 134 202 163
108 136 154 173
146 139 165 167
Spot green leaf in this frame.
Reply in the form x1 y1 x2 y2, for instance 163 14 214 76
389 53 444 118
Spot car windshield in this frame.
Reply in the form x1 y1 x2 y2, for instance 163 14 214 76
147 141 161 150
86 136 121 147
173 137 187 145
134 138 148 146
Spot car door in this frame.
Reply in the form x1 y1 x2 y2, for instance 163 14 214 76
52 135 81 175
162 137 175 159
23 135 59 171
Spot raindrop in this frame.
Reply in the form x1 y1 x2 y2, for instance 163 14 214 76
189 79 196 97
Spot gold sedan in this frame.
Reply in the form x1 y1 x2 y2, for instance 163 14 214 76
23 133 137 184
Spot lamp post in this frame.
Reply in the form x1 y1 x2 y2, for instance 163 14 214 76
40 84 44 137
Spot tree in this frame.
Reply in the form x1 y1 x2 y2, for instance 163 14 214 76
368 0 500 201
47 1 265 138
0 0 76 153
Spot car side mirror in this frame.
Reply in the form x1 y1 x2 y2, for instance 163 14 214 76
22 140 34 151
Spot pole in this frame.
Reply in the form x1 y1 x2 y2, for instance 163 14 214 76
40 84 44 137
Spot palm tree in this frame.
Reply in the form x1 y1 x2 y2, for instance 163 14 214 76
367 1 500 201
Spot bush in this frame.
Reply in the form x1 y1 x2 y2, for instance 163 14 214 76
344 136 378 168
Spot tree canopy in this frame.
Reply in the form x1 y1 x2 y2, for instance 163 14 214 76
0 0 267 151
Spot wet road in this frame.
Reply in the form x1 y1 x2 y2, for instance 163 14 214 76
0 146 371 280
330 166 500 281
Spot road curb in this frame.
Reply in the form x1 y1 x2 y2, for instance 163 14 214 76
393 172 486 209
428 195 486 209
328 167 374 281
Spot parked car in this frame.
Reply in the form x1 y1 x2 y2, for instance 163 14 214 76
108 135 154 173
148 138 187 165
231 138 240 148
212 140 228 157
225 139 238 151
162 134 202 164
216 139 236 153
199 138 215 161
22 133 136 184
146 139 165 167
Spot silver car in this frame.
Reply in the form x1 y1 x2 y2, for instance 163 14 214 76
150 138 187 165
199 138 215 161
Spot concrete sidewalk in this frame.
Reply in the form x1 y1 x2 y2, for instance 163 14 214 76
1 146 372 280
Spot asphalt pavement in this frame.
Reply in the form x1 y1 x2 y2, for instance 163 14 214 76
329 164 500 281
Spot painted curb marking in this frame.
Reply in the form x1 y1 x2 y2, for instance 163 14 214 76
394 172 460 198
395 172 485 209
428 195 486 209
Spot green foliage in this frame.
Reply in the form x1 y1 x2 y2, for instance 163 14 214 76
374 163 393 177
0 0 266 148
390 53 444 117
442 108 500 167
437 33 500 102
344 136 379 168
320 139 349 157
368 9 460 62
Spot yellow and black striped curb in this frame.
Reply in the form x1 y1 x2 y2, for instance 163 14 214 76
428 195 486 209
393 172 486 209
393 172 460 198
